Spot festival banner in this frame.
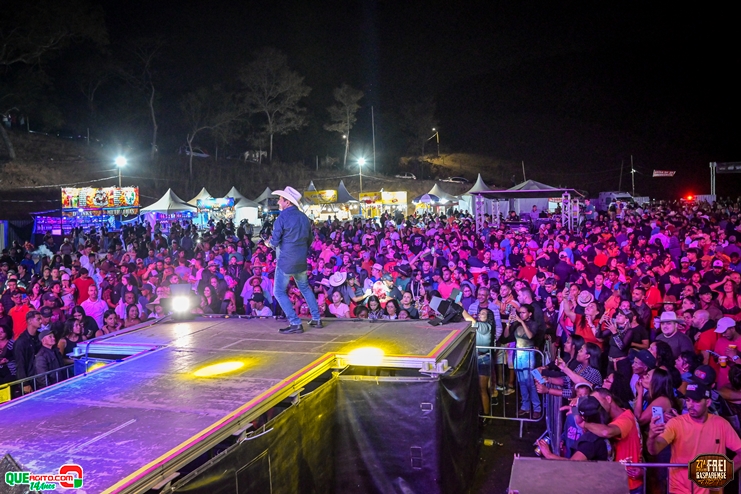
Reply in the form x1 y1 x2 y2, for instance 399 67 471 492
305 190 338 204
197 197 235 211
381 191 407 205
359 192 382 203
61 187 140 209
652 170 676 177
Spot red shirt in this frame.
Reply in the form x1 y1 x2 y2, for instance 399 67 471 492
73 277 95 305
9 304 30 340
573 314 604 350
610 409 643 491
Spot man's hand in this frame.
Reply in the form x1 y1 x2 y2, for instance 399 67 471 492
726 346 739 359
535 382 548 394
23 385 32 394
649 414 665 437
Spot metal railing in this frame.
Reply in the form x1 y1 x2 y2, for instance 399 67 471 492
477 345 546 437
0 364 75 403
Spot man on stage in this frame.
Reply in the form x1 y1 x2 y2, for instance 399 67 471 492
269 186 322 334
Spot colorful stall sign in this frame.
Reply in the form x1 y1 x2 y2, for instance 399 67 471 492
197 197 235 211
305 190 338 204
359 192 382 204
62 187 139 209
381 191 407 205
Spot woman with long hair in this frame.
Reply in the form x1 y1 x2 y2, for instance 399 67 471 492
384 299 401 320
27 282 43 310
202 285 221 315
717 279 741 321
58 318 85 364
124 304 142 328
366 295 385 320
634 367 679 426
96 309 120 337
507 303 541 418
72 305 100 340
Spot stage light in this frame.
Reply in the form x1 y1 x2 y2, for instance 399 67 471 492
193 361 245 377
171 296 191 313
346 347 385 366
86 362 107 372
687 195 694 200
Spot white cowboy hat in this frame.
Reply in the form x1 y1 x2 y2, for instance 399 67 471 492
329 271 347 287
658 311 682 324
272 186 302 209
577 290 594 307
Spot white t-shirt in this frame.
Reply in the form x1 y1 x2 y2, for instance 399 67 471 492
329 302 350 318
81 298 109 328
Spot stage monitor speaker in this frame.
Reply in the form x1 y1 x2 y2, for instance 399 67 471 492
508 457 629 494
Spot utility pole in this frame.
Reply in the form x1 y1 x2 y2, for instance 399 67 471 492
630 155 636 197
618 160 624 191
522 161 527 182
371 106 376 173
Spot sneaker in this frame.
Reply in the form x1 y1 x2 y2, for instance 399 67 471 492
495 384 505 391
532 411 542 419
308 319 323 328
502 387 515 396
279 324 304 334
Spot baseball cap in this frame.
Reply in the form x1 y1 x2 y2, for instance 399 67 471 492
690 365 717 387
41 292 56 302
141 283 153 292
713 260 724 268
39 306 53 318
250 293 265 303
372 263 383 271
684 383 711 402
715 317 736 333
680 257 690 263
577 396 602 418
381 273 393 282
629 349 656 370
38 329 53 340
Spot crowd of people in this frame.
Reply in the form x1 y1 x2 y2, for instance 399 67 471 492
3 192 741 492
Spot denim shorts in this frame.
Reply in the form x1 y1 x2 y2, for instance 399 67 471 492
477 352 492 377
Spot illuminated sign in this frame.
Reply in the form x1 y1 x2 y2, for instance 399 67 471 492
61 187 139 209
305 190 338 204
197 197 235 210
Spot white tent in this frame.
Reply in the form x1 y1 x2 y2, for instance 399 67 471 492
140 189 196 213
459 174 493 214
254 187 273 205
224 186 260 225
426 183 458 205
187 187 214 206
507 180 561 217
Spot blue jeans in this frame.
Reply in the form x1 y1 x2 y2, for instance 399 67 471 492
273 267 321 326
516 368 541 412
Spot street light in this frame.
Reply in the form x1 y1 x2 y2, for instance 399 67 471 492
358 157 366 195
115 156 127 188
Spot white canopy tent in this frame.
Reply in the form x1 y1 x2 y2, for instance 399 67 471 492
187 187 214 206
426 183 458 204
140 189 197 229
224 186 260 225
141 189 196 214
458 174 493 213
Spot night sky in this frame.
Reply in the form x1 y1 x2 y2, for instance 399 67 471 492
71 2 741 197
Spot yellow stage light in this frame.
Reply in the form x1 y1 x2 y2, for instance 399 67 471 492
346 347 385 366
193 361 245 377
86 362 107 372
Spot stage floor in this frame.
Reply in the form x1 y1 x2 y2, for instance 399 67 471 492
0 317 469 493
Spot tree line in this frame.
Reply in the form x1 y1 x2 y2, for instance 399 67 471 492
0 0 439 176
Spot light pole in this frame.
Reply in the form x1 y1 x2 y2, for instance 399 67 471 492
358 157 365 195
115 156 127 188
424 128 440 158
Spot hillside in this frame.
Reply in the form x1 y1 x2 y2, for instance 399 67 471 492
0 131 512 219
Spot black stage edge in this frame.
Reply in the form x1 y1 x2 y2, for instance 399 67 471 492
169 336 479 494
